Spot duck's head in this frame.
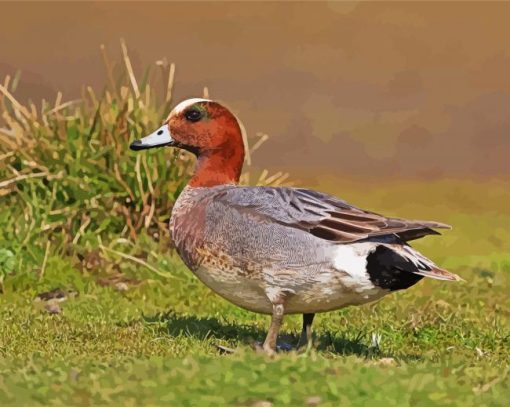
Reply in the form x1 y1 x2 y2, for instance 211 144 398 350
130 98 245 187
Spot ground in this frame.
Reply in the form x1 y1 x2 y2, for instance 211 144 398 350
0 180 508 406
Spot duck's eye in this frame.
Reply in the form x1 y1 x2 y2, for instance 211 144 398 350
185 109 203 122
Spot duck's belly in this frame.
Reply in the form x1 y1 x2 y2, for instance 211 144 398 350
193 264 389 315
194 266 272 313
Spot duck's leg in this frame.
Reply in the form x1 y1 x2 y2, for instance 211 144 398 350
297 313 315 349
262 303 285 355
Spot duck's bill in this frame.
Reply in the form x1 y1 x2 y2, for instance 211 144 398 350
129 125 174 151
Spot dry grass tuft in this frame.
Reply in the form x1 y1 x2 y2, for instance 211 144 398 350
0 41 291 271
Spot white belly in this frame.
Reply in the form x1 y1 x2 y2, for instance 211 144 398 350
193 250 388 315
194 265 273 313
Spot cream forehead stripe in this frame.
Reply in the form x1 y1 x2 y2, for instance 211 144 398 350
172 98 212 114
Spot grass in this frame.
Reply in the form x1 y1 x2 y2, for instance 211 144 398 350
0 42 509 405
0 236 508 405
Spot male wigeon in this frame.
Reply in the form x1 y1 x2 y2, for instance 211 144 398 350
130 98 461 354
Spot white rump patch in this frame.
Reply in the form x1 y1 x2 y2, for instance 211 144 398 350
333 243 378 292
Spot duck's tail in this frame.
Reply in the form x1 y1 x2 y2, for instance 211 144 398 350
412 265 463 281
390 243 463 282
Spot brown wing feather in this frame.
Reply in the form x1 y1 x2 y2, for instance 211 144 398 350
216 186 451 244
290 188 451 243
309 210 450 243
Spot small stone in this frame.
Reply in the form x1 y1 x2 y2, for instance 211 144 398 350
377 357 397 367
45 302 62 314
36 288 67 302
435 300 451 309
237 401 273 407
250 402 273 407
306 396 322 406
114 282 129 291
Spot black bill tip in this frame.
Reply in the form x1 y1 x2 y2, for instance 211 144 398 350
129 140 145 151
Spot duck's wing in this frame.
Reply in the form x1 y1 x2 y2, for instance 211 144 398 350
215 186 451 244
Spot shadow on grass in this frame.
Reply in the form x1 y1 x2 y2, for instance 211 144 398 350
144 312 264 343
314 332 420 361
143 312 421 360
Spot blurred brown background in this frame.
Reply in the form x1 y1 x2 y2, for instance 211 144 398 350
1 1 509 181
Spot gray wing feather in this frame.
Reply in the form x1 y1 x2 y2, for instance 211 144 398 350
214 186 451 243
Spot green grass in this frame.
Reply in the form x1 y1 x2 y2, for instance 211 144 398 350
1 44 509 405
0 233 508 406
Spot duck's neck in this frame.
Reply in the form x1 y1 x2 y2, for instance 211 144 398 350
188 144 244 188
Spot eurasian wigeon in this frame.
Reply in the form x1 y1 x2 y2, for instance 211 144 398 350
130 98 461 355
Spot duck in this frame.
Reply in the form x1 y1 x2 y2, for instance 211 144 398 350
130 98 461 354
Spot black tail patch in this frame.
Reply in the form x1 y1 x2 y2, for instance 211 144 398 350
366 245 423 291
